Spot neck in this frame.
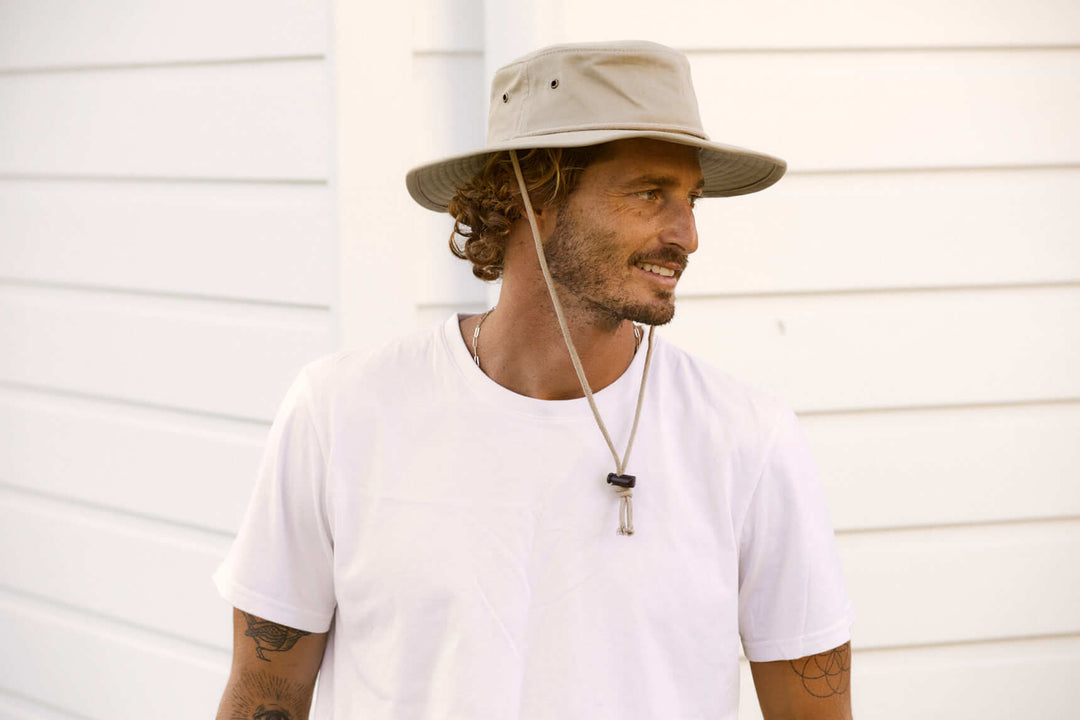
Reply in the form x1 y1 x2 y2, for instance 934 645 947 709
462 289 640 400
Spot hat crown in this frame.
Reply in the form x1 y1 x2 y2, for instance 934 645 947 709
487 41 708 145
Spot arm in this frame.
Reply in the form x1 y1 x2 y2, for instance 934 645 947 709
749 642 853 720
216 608 329 720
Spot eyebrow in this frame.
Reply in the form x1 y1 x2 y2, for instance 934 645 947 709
622 174 706 191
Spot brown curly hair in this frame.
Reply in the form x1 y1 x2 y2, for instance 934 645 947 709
447 146 604 281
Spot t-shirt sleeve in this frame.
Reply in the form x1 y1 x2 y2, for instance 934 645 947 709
737 406 854 662
213 367 336 633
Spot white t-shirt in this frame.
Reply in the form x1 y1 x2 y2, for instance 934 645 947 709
215 314 854 720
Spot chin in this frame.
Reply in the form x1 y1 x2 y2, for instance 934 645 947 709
626 302 676 327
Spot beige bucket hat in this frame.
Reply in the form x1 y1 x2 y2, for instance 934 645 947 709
406 40 786 212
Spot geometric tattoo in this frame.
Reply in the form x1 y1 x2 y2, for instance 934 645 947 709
227 670 311 720
241 612 312 662
788 642 851 698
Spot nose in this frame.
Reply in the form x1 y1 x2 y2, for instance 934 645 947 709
660 199 699 255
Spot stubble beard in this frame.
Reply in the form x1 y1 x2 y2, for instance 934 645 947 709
541 205 680 329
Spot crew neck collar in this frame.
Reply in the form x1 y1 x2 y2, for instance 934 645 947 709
441 313 653 419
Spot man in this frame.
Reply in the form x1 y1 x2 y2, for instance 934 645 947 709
215 41 854 720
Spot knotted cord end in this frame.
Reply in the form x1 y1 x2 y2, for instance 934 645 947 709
615 487 634 536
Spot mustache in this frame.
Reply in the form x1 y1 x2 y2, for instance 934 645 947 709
631 248 690 275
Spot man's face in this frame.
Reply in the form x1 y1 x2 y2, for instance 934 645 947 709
542 138 703 327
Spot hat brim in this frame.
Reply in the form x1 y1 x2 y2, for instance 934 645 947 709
406 129 787 212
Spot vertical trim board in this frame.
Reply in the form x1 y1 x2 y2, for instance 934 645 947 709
413 0 483 53
333 0 418 350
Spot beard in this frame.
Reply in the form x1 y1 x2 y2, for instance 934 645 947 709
541 204 685 328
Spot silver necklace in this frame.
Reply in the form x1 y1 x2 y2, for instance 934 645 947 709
471 308 493 368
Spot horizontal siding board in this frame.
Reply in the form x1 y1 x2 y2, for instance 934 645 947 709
849 636 1080 720
0 0 328 70
839 520 1080 649
9 377 1073 540
0 590 227 720
562 0 1080 51
0 284 335 422
9 494 1075 708
418 167 1080 305
682 167 1080 297
806 402 1080 531
738 636 1080 719
0 690 82 720
0 60 329 180
414 0 1080 52
0 489 231 649
0 179 334 306
665 285 1080 413
0 387 265 534
691 49 1080 172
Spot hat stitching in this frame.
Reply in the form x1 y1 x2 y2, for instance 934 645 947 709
512 61 532 137
509 122 708 141
512 42 682 66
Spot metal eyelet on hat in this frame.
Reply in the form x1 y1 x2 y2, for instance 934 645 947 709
550 79 559 89
502 92 509 103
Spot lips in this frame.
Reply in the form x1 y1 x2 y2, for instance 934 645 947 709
636 262 676 277
631 249 688 280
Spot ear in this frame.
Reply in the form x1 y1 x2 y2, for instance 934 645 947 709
529 200 560 239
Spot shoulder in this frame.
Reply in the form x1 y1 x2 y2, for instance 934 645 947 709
652 335 793 434
292 321 448 416
648 335 804 489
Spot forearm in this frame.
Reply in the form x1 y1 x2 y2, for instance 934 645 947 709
216 669 315 720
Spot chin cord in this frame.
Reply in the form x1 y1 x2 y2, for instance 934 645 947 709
509 150 656 536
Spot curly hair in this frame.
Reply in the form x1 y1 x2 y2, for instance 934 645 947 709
447 146 603 281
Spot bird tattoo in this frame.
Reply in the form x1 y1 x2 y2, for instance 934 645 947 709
241 612 312 662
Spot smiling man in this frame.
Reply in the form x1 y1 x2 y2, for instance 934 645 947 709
215 41 855 720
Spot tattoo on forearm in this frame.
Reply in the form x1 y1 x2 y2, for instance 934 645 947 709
789 642 851 698
228 670 312 720
242 612 312 662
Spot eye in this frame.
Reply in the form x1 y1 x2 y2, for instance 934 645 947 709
635 189 660 201
688 193 701 209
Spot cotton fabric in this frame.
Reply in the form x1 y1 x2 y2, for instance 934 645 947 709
215 314 853 719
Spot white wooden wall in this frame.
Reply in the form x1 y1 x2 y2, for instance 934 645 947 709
3 1 1079 718
0 2 335 718
411 1 1080 719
